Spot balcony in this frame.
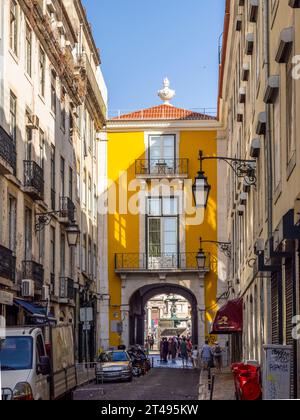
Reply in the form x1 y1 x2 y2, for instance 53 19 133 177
0 245 16 282
24 161 44 201
0 126 16 175
22 260 44 290
59 277 75 302
135 159 189 179
115 253 210 274
59 197 76 225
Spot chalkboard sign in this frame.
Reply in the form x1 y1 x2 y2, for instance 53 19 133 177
263 345 293 400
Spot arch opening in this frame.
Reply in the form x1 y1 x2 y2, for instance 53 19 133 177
129 284 199 346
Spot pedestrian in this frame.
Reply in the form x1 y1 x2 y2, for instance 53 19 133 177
192 346 199 369
213 342 223 372
187 338 193 362
177 336 182 358
200 341 213 371
150 335 154 351
180 337 189 368
160 338 164 362
171 337 177 364
163 338 169 363
168 338 172 360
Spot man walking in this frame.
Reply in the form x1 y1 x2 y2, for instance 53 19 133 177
180 337 189 368
200 340 213 371
213 342 223 372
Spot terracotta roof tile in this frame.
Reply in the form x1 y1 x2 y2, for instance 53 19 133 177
110 104 216 121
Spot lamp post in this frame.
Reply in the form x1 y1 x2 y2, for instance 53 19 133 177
35 208 80 247
200 238 232 258
192 150 257 209
196 238 207 270
65 222 81 247
192 151 211 209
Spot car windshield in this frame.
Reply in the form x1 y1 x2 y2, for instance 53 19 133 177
99 352 129 363
0 337 33 371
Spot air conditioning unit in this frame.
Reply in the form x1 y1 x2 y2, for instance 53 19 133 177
57 21 66 35
241 62 250 82
42 285 50 301
26 115 39 130
245 33 254 55
22 280 35 298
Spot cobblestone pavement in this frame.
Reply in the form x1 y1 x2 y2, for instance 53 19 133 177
73 368 200 401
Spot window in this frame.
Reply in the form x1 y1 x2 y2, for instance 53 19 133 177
25 112 32 160
25 24 32 76
286 55 296 166
147 198 178 268
83 169 87 207
88 175 92 213
39 130 45 169
36 335 46 366
10 0 18 55
61 89 66 131
69 112 74 141
60 233 65 277
88 238 92 277
89 118 94 152
10 92 17 143
39 48 46 97
69 167 73 201
76 161 80 200
8 196 17 253
93 244 97 280
273 97 281 191
24 207 32 260
60 157 65 197
51 71 56 114
51 146 56 210
82 234 87 272
148 135 175 172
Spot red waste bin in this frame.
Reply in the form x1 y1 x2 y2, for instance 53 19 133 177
231 363 262 401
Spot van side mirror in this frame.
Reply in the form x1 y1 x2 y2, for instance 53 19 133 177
38 356 50 376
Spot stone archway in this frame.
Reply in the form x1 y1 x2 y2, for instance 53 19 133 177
129 283 199 346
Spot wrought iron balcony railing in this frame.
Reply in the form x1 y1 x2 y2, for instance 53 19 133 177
0 245 16 281
24 161 44 200
22 260 44 290
135 159 189 177
0 126 16 174
59 277 75 300
59 197 75 222
115 253 210 272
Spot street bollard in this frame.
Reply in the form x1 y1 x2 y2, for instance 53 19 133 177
210 375 215 400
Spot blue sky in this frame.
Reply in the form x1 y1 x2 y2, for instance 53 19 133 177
82 0 225 114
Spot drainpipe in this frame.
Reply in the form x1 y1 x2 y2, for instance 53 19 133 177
263 0 276 355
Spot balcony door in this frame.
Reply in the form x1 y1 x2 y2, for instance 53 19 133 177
147 198 178 269
149 135 175 174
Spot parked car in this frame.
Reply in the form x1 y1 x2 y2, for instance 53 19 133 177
0 326 76 400
96 351 133 383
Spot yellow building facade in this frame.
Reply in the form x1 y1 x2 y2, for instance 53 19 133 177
101 83 225 349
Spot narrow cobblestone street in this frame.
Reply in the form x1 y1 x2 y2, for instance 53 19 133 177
73 368 200 401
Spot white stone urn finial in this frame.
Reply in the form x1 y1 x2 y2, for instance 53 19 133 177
158 77 175 105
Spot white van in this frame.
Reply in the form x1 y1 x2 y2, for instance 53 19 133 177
0 326 76 400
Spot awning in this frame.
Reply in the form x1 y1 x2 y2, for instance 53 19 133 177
211 298 243 335
14 299 56 326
